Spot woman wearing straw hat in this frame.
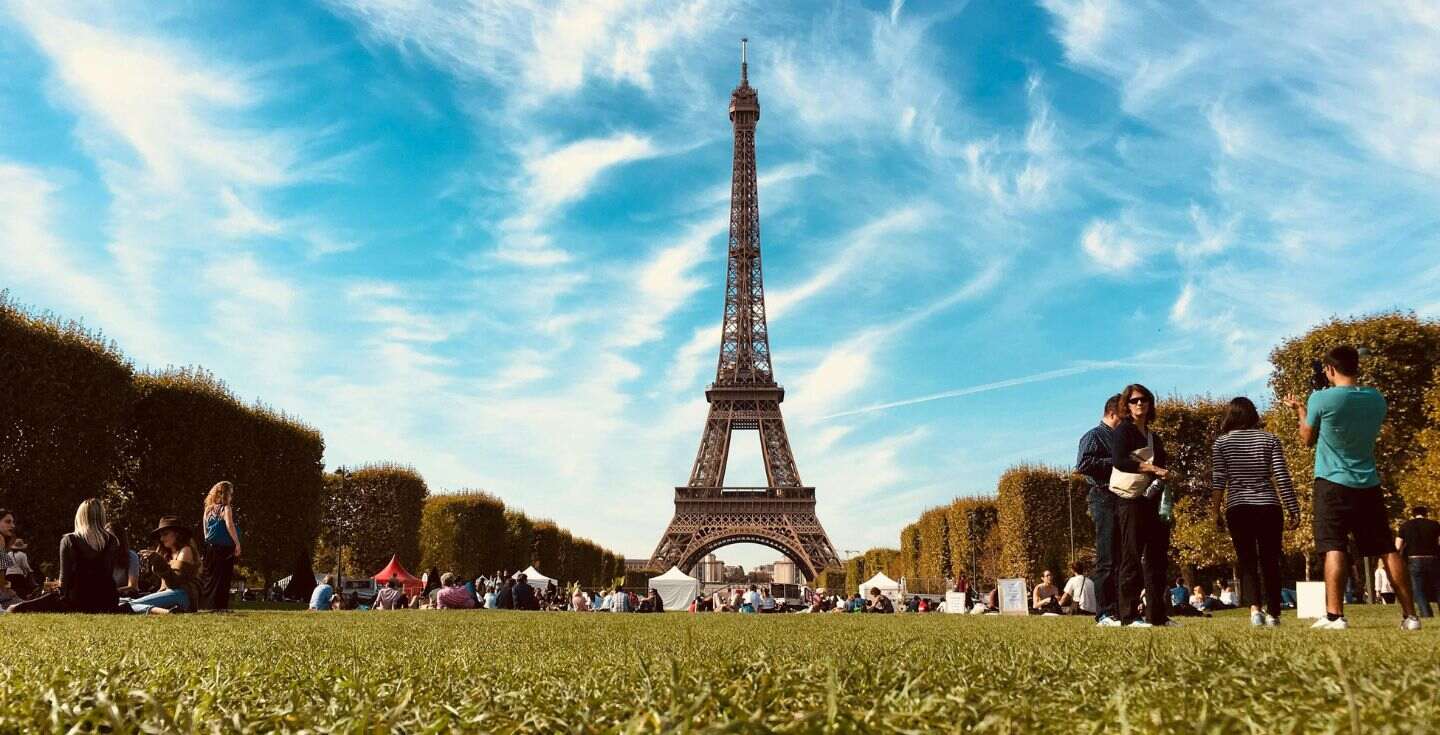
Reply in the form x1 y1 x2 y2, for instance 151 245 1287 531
125 516 201 614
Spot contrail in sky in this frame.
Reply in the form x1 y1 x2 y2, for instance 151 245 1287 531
819 361 1195 420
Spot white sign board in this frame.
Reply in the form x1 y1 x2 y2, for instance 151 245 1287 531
945 591 967 614
998 578 1028 616
1296 581 1327 619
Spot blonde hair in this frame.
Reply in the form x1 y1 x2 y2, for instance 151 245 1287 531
73 499 108 551
204 481 234 514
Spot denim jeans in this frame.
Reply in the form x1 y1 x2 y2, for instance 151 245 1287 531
1409 557 1438 618
125 588 189 613
1089 487 1119 619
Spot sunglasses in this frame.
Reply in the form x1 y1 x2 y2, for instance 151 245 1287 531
1128 397 1151 405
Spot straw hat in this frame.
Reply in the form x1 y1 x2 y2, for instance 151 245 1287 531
148 516 192 542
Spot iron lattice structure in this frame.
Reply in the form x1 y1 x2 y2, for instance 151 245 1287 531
649 42 840 581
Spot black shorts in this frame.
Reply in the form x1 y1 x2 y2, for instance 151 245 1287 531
1313 478 1394 556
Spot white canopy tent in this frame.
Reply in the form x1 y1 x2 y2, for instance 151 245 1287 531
647 567 701 612
513 565 554 591
858 571 902 599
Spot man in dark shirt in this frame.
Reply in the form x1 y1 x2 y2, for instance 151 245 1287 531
1075 394 1122 625
1397 506 1440 618
512 574 538 610
495 578 515 609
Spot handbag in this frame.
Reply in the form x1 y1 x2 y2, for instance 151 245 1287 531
1109 432 1157 499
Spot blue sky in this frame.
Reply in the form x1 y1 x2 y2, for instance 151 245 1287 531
3 1 1438 568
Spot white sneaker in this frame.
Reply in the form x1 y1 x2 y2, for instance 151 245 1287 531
1402 616 1422 631
1127 620 1154 628
1250 611 1265 627
1096 615 1122 628
1264 615 1280 627
1311 617 1348 630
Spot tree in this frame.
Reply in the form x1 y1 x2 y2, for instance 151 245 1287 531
995 464 1072 580
1151 396 1231 576
1268 312 1440 557
0 294 135 566
320 464 427 575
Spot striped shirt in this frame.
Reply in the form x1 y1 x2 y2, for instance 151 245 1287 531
1211 429 1299 514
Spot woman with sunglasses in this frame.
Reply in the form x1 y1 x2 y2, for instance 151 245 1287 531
1109 383 1175 628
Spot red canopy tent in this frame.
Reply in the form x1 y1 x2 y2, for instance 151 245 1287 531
372 555 423 596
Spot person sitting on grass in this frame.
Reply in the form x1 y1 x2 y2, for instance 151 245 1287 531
639 588 663 613
1062 561 1097 616
572 586 591 611
1218 582 1238 608
107 524 140 597
761 588 778 613
9 500 121 614
309 575 335 611
866 587 894 613
1032 570 1063 614
374 579 407 610
436 573 476 609
125 516 200 614
740 584 760 613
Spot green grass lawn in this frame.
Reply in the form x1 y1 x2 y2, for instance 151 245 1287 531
1 606 1437 733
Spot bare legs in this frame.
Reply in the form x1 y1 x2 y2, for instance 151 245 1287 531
1324 550 1416 618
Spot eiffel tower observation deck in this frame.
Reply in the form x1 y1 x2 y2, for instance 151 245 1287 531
649 40 840 581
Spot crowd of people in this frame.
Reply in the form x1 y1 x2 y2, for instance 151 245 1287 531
5 345 1439 628
1074 346 1439 630
0 481 242 614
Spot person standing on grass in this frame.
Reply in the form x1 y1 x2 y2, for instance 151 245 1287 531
1374 559 1395 604
1110 383 1176 628
1396 506 1440 617
1210 396 1299 627
1076 394 1124 626
1282 345 1420 630
199 481 241 611
513 574 538 610
310 575 335 611
4 537 35 599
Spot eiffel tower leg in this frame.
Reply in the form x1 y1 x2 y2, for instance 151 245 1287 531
688 403 733 488
757 406 800 488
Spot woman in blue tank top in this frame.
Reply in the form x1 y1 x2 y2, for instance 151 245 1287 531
199 481 241 611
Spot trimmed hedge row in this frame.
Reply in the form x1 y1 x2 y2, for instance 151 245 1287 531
319 464 428 575
117 368 325 585
418 492 621 586
1 295 324 584
996 464 1076 580
0 294 134 563
946 497 999 581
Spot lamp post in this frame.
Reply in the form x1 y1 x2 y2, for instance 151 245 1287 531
332 465 351 596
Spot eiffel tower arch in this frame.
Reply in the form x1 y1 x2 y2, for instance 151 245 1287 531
649 40 840 580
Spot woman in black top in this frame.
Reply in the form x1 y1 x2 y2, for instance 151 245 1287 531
1110 383 1174 627
9 499 121 614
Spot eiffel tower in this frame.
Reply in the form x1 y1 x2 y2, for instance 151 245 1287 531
649 40 840 581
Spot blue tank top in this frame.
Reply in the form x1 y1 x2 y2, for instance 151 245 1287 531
205 508 234 546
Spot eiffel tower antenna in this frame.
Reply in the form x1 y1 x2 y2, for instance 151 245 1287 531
649 40 840 581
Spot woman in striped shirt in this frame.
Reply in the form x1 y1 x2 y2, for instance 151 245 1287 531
1211 397 1299 626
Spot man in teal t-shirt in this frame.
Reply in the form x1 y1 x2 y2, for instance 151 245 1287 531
1284 345 1419 630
